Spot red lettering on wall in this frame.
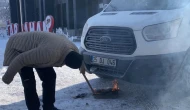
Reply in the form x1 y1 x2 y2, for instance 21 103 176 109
36 21 43 31
23 22 29 32
6 15 54 36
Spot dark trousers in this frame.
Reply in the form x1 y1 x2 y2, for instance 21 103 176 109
19 67 56 110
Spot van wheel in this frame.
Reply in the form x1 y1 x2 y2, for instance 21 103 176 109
164 48 190 100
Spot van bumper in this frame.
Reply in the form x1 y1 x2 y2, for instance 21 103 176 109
80 47 186 85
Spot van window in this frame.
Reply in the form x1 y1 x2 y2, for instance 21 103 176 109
104 0 190 12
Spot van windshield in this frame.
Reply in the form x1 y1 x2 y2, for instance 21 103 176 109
104 0 190 12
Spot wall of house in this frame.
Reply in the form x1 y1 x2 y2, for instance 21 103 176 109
9 0 111 36
9 0 20 23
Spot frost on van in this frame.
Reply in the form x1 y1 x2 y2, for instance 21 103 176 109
105 0 190 12
101 0 190 107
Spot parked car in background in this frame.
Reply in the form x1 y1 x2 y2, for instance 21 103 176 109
80 0 190 86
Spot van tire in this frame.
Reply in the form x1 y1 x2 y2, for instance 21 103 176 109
164 47 190 100
121 51 187 86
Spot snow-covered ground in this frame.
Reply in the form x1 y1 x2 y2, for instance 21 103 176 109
1 34 190 110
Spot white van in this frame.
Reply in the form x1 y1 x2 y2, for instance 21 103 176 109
80 0 190 85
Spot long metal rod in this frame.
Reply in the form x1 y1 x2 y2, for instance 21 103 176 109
19 0 23 31
73 0 77 33
82 73 95 94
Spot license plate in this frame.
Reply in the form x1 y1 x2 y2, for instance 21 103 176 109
91 56 117 67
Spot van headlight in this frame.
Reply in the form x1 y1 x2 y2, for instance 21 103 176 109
82 23 89 37
142 19 182 41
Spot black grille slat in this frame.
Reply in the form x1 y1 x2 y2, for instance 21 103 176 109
87 46 133 54
86 36 133 42
87 46 132 52
85 26 137 55
87 44 133 48
88 32 132 36
87 34 133 38
89 30 131 36
85 40 133 45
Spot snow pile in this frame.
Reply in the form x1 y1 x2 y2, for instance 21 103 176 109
0 67 7 74
56 27 81 42
56 27 69 37
0 29 8 39
0 36 8 69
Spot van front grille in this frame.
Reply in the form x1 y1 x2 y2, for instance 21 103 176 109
84 26 137 55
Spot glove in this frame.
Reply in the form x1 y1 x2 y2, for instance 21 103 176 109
80 62 86 74
2 74 13 85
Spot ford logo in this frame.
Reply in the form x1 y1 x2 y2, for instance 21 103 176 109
100 36 111 43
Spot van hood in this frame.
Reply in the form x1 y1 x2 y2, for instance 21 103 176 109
87 9 184 31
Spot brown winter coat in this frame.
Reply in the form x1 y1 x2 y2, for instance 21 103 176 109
3 31 78 83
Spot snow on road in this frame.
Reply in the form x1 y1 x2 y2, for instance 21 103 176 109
0 38 7 67
0 37 190 110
